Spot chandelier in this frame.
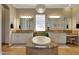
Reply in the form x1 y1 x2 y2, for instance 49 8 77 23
36 4 46 13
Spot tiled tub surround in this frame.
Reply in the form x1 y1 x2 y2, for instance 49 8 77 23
26 40 58 55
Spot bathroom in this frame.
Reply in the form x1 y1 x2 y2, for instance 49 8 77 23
0 4 79 55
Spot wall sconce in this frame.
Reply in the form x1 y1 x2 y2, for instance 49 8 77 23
19 25 21 29
10 24 14 29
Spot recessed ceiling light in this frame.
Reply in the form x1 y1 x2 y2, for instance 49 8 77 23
49 16 61 18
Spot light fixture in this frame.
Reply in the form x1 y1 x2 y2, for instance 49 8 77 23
36 4 46 13
48 16 61 18
20 16 32 18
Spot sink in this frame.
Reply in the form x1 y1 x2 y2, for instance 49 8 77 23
32 36 51 45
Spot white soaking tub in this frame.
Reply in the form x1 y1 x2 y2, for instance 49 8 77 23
32 36 51 45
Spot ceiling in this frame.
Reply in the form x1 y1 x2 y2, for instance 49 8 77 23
12 4 77 8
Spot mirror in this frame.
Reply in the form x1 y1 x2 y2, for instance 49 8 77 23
47 17 72 30
19 18 34 30
47 17 68 30
19 16 71 30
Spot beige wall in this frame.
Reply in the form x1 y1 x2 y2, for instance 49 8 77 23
66 17 72 29
63 7 72 17
1 5 10 43
0 5 2 54
46 8 64 16
63 5 79 30
72 5 79 15
16 8 36 17
8 5 16 45
71 5 79 29
16 8 63 18
8 5 16 29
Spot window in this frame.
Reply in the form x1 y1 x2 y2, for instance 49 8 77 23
35 15 45 31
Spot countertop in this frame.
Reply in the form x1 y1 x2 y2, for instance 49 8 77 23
12 30 34 33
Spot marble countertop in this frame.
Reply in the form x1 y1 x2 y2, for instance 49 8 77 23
12 30 34 33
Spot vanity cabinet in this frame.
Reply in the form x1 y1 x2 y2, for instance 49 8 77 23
11 32 33 44
48 32 66 44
